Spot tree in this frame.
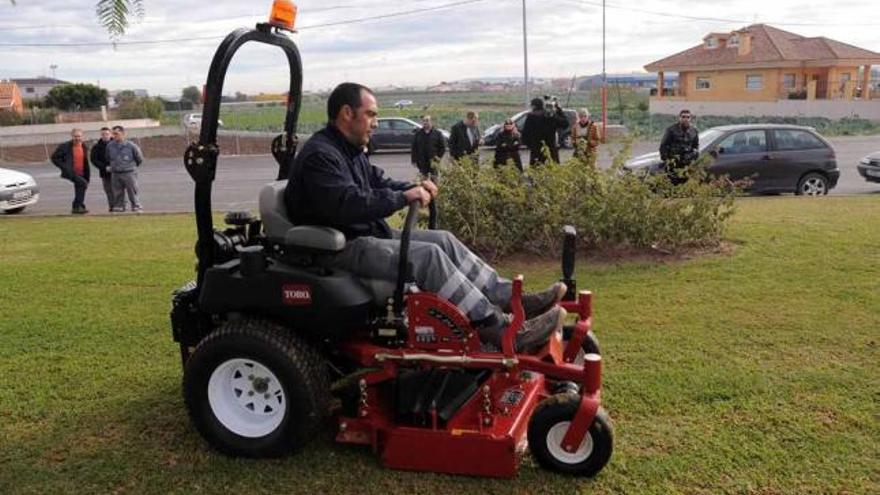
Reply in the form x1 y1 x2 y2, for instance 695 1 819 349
8 1 145 39
95 0 144 39
181 86 202 106
114 90 138 104
44 84 109 111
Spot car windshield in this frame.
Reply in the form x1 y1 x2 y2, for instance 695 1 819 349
698 129 723 151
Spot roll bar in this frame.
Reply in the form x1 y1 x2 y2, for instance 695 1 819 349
184 23 303 287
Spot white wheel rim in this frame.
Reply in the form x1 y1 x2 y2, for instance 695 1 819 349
546 421 594 464
208 358 286 438
802 177 826 195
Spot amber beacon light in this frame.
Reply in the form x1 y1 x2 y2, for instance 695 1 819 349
269 0 297 31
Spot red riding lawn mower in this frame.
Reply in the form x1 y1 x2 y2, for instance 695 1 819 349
171 2 613 479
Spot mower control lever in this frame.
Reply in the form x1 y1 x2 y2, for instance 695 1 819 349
393 201 421 314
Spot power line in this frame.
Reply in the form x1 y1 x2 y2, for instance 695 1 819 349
0 0 487 47
561 0 880 27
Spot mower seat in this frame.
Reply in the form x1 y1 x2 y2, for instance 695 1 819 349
258 181 396 304
259 181 346 251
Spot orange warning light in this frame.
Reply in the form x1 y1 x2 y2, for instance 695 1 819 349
269 0 297 31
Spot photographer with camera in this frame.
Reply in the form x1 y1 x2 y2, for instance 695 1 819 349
659 109 699 185
522 96 568 167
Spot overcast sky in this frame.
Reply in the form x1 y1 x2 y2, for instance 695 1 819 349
1 0 879 96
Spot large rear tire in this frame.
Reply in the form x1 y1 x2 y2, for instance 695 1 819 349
528 395 613 477
183 317 330 457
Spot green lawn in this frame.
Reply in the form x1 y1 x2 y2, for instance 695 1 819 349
1 197 878 494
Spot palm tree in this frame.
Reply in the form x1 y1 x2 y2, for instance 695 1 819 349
8 0 144 39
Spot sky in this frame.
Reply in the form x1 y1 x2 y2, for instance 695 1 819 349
1 0 879 97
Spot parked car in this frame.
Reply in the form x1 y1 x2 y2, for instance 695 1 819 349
184 113 223 128
856 151 880 184
482 108 578 149
369 117 450 152
0 167 39 214
624 124 840 195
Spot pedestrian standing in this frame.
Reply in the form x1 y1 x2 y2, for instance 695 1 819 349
659 109 699 185
522 98 567 166
50 128 90 214
448 110 481 162
106 125 145 212
89 127 114 211
572 108 600 168
410 115 446 178
493 118 523 172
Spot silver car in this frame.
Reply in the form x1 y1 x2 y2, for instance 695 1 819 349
0 167 40 214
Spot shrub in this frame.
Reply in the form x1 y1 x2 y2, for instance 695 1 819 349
117 97 164 120
436 146 737 260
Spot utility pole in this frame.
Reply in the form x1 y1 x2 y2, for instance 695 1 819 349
522 0 530 108
50 64 58 80
601 0 607 141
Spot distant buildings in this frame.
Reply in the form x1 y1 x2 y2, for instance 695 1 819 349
11 77 70 100
0 81 24 115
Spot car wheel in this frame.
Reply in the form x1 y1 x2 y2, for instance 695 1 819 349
796 173 828 196
3 207 25 214
183 317 330 457
528 395 613 477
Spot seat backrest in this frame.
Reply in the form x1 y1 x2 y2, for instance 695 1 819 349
259 181 294 243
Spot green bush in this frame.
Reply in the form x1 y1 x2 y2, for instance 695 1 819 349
436 147 737 260
117 97 164 120
0 111 23 126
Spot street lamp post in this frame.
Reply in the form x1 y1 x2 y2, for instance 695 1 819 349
522 0 530 108
601 0 607 141
50 64 58 80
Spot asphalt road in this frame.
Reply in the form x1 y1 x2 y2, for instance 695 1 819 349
3 136 878 217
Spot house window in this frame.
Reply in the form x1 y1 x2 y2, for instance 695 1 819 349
783 74 796 89
705 37 717 49
696 77 711 90
746 74 763 90
26 87 35 93
729 34 739 47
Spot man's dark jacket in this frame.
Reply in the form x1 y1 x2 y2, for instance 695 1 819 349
285 125 413 240
522 107 567 154
448 121 479 159
659 124 699 164
411 128 446 173
89 139 111 179
50 140 90 182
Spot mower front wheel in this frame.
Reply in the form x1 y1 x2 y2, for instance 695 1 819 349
183 317 330 457
528 394 613 477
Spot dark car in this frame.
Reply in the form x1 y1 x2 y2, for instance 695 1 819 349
369 117 450 152
856 152 880 184
482 109 578 149
624 124 840 195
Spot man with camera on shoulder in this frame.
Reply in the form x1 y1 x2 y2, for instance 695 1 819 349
522 96 568 167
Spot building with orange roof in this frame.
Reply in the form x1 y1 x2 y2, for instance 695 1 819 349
645 25 880 118
0 81 24 115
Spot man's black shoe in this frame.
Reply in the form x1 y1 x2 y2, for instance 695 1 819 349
521 282 567 319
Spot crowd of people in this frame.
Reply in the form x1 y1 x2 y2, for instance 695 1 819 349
51 125 145 214
407 97 602 177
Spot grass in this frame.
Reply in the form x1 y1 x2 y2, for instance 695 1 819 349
1 197 878 494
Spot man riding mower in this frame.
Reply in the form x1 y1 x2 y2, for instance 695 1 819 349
170 5 612 479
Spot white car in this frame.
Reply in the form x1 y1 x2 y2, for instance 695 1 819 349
184 113 224 128
0 167 39 214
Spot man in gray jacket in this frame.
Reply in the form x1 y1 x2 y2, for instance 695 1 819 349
107 125 145 212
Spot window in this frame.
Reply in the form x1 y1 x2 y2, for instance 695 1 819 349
746 74 763 90
696 77 711 90
717 130 767 154
772 129 827 151
705 37 717 49
728 34 740 47
26 87 35 93
377 120 392 130
783 74 796 89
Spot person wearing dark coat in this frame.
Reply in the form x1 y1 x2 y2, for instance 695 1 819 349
447 110 481 161
89 127 114 211
50 128 90 214
493 119 523 172
410 115 446 177
659 109 700 185
521 98 568 166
